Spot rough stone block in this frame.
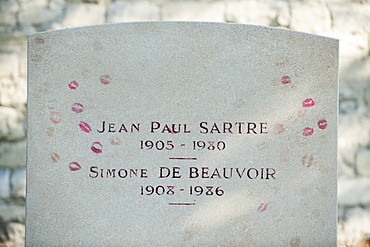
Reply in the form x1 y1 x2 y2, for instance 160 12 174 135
18 7 60 26
325 32 369 59
19 53 27 77
356 148 370 177
0 0 18 27
365 86 370 108
329 3 370 33
339 57 370 92
10 169 26 198
275 1 290 27
0 53 18 78
338 114 370 167
225 1 277 26
107 1 160 22
18 0 48 9
0 204 25 223
338 177 370 206
162 1 225 22
0 168 10 199
0 107 25 142
343 207 370 235
0 30 28 53
5 223 25 247
290 1 331 34
61 4 105 28
0 141 26 168
0 78 27 107
49 0 66 10
338 158 355 177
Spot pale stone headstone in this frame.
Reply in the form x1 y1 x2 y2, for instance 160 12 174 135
26 22 338 246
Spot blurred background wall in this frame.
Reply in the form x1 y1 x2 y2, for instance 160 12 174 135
0 0 369 246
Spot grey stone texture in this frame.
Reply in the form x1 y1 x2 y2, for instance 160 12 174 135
0 0 368 246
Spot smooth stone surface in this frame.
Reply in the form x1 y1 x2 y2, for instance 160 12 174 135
26 22 338 246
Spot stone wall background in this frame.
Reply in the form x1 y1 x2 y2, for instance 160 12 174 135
0 0 369 246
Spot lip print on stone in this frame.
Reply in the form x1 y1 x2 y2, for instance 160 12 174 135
281 76 291 84
68 162 82 171
79 121 92 133
302 98 315 107
100 75 111 85
71 103 84 113
91 142 103 153
317 119 328 129
50 112 62 124
302 127 314 136
257 203 268 212
68 80 79 89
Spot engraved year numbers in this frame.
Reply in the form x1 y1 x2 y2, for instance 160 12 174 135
140 140 174 150
192 141 226 150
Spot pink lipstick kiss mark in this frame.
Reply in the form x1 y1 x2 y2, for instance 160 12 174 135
257 203 268 213
71 103 84 113
100 75 111 85
68 81 79 89
302 127 314 136
68 162 82 171
301 154 314 167
91 142 103 153
281 76 291 84
50 112 62 124
317 119 328 129
302 98 315 107
50 152 60 163
79 121 92 133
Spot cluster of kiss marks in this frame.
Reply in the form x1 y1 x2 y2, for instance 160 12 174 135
258 75 329 212
282 76 328 168
280 75 328 139
69 76 112 170
48 76 112 172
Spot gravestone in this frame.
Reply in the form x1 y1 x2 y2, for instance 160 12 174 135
26 22 338 246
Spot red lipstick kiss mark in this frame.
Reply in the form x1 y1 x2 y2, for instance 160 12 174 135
79 121 91 133
257 203 268 213
68 162 82 171
301 154 314 167
50 152 60 163
68 81 79 89
302 98 315 107
50 112 62 124
281 76 291 84
302 127 314 136
317 119 328 129
100 75 111 85
71 103 84 113
91 142 103 153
